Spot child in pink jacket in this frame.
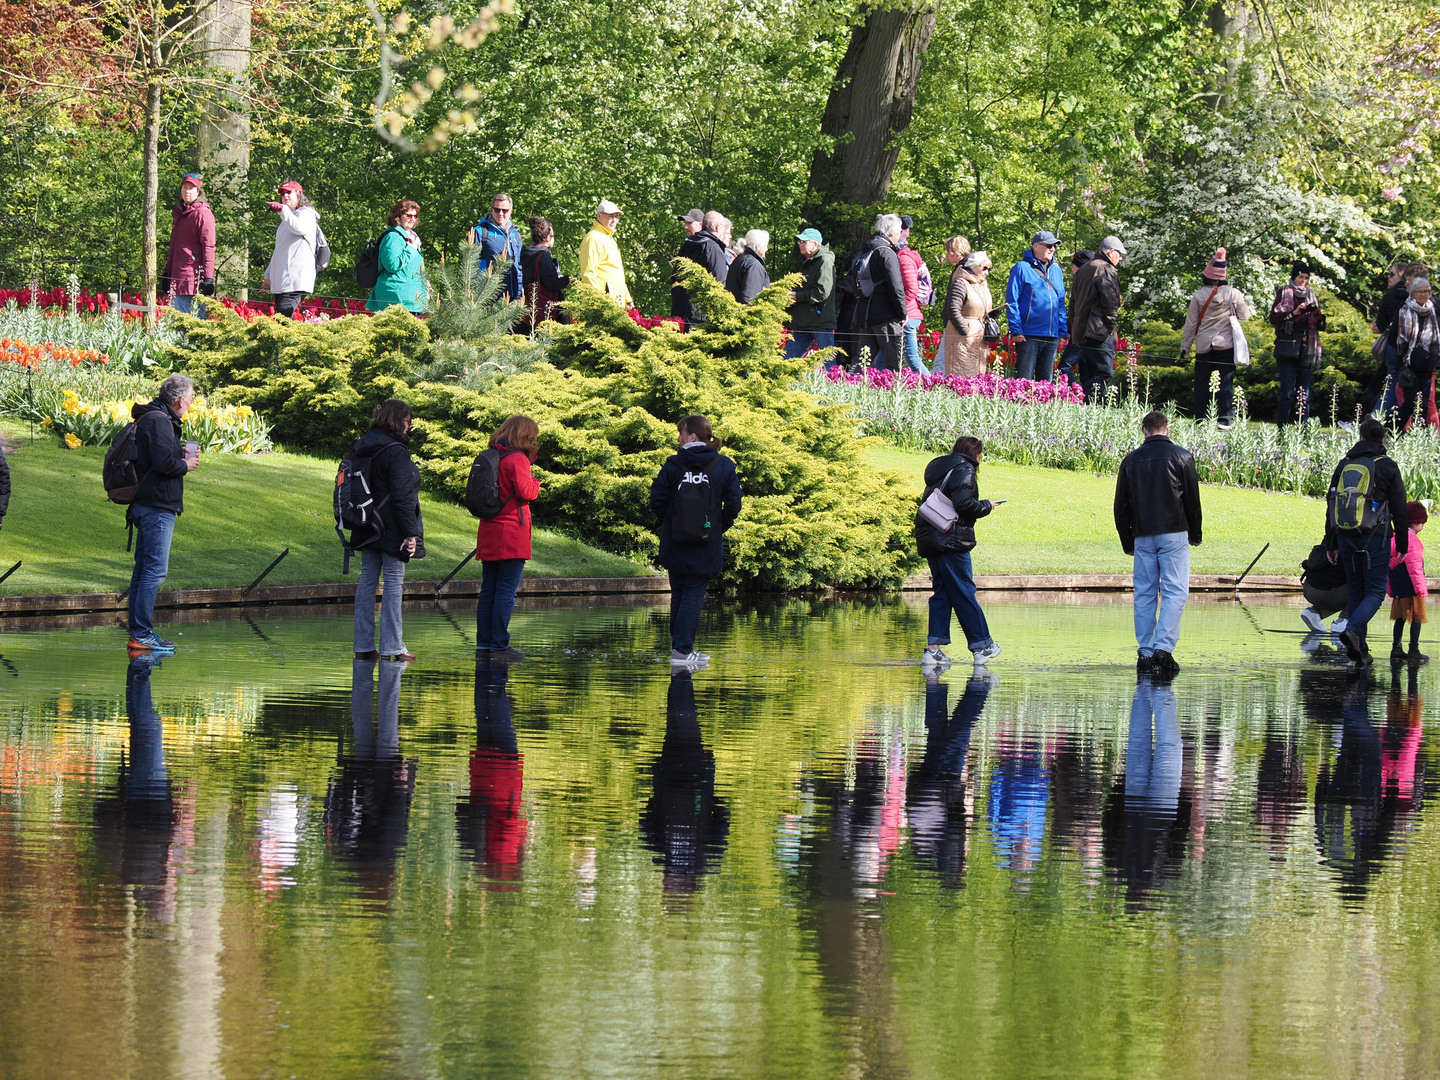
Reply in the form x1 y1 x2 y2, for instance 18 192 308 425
1389 501 1429 662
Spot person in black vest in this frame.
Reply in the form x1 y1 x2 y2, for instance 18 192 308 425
648 415 742 669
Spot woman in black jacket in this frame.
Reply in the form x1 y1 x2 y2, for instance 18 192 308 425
648 415 742 668
914 435 1001 668
519 215 572 331
351 399 426 662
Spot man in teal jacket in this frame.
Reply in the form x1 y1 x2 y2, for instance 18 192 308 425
1003 230 1069 382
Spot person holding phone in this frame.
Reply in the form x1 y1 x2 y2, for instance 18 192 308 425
1270 259 1327 426
914 434 1002 669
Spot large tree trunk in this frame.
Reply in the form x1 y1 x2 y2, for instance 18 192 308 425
1208 0 1259 109
805 5 937 248
142 78 162 326
199 0 251 300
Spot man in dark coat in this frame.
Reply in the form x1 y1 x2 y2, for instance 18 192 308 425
785 228 837 362
857 213 908 371
1114 410 1202 676
726 230 771 304
1070 235 1126 403
126 374 198 653
671 210 730 326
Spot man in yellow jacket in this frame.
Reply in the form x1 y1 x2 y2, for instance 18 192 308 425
578 199 634 310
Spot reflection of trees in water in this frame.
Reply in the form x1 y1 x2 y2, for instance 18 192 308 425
324 659 416 904
639 672 729 896
457 660 528 887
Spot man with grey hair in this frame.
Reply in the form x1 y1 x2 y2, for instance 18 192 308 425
126 372 198 652
1070 235 1127 403
671 209 730 326
853 213 907 370
727 229 772 304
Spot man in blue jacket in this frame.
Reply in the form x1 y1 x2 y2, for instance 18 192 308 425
472 192 523 300
1004 230 1069 382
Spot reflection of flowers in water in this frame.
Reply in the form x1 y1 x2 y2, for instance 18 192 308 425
258 785 306 894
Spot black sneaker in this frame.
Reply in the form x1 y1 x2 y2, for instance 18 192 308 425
1136 652 1154 673
1409 648 1430 664
491 647 528 663
1339 628 1366 664
1150 650 1181 677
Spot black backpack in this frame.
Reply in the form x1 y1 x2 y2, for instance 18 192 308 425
333 447 389 572
837 249 877 300
671 459 720 545
353 227 399 289
103 422 141 505
465 448 522 518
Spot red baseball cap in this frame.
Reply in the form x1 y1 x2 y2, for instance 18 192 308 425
278 180 304 194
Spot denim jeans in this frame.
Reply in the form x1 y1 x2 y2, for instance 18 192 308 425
1275 358 1313 425
1126 680 1181 812
1014 336 1058 382
354 547 408 655
903 317 929 373
127 503 177 638
785 329 837 365
1133 531 1190 656
1055 341 1082 383
1193 349 1235 424
668 571 710 653
926 551 993 652
170 294 206 317
1079 337 1116 404
125 656 169 798
1338 532 1390 653
476 558 526 650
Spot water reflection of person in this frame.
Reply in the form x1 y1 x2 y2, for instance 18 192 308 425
987 725 1049 888
1254 717 1307 856
325 658 416 901
456 660 528 885
639 671 729 894
1102 677 1190 907
907 672 993 886
93 654 177 923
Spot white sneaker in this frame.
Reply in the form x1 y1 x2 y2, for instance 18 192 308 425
670 650 710 667
1330 617 1348 635
1300 607 1325 633
921 647 952 668
972 642 1002 665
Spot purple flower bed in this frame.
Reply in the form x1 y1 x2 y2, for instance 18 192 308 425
824 366 1086 404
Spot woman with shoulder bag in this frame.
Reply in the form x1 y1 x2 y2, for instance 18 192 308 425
940 250 994 378
1180 248 1252 430
475 415 542 663
1269 259 1326 426
1394 276 1440 432
914 434 1001 668
263 180 321 319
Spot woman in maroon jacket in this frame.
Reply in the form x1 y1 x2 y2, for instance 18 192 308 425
476 415 542 662
162 173 216 315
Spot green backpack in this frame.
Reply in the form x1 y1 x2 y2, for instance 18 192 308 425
1329 454 1390 533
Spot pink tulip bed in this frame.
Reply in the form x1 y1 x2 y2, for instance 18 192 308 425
823 364 1087 404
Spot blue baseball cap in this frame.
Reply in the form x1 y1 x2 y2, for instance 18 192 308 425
1032 230 1060 246
796 228 823 243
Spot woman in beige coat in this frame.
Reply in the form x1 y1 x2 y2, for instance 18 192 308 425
932 236 971 373
1179 247 1253 429
941 250 994 378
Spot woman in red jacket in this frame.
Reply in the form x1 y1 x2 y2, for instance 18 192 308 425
162 173 216 315
476 415 541 662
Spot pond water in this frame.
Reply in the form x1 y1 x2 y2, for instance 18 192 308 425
1 594 1438 1079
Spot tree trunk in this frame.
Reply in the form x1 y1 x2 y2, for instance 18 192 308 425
804 4 937 248
142 78 162 326
199 0 252 300
1208 0 1259 109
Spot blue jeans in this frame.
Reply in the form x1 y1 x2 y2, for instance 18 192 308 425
1276 358 1313 425
903 318 929 373
170 294 205 317
926 551 993 652
1133 531 1190 656
1338 533 1390 653
355 547 408 655
668 571 710 653
1056 341 1082 383
476 558 526 650
1079 337 1116 403
1014 336 1058 382
785 329 837 365
127 503 176 637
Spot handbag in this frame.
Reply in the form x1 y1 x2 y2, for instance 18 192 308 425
918 468 959 531
1229 315 1250 367
1274 335 1303 360
983 312 1002 344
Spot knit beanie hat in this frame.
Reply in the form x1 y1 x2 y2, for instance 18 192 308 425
1291 258 1311 279
1203 247 1227 282
1408 502 1429 528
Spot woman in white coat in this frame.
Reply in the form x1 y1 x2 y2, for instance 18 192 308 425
263 180 320 319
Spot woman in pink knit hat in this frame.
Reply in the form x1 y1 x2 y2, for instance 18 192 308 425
1179 248 1252 429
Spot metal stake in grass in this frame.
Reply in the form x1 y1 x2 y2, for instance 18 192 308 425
436 548 477 597
0 560 21 587
241 548 290 599
1234 542 1270 594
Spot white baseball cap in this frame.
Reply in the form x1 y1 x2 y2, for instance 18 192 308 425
596 199 623 215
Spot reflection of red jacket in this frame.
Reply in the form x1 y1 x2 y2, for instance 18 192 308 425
477 447 541 561
163 201 216 295
469 748 527 866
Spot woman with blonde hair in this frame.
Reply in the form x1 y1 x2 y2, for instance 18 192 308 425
476 415 542 662
932 237 972 373
941 250 994 378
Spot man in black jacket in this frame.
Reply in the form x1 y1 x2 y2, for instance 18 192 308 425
726 230 771 305
127 373 198 653
1071 236 1126 403
1327 418 1409 666
671 210 730 327
1114 411 1202 676
857 213 907 371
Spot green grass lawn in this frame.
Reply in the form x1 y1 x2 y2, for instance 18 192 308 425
0 421 649 594
869 444 1324 577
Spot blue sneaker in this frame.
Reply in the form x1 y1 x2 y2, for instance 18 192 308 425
128 632 176 653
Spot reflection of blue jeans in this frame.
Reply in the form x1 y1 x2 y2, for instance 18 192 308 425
1014 336 1058 381
668 572 710 653
926 551 993 651
1338 533 1390 652
785 329 837 365
1126 680 1181 811
476 558 526 650
1276 358 1313 425
1133 531 1190 656
127 504 176 637
1079 337 1116 403
903 318 928 373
